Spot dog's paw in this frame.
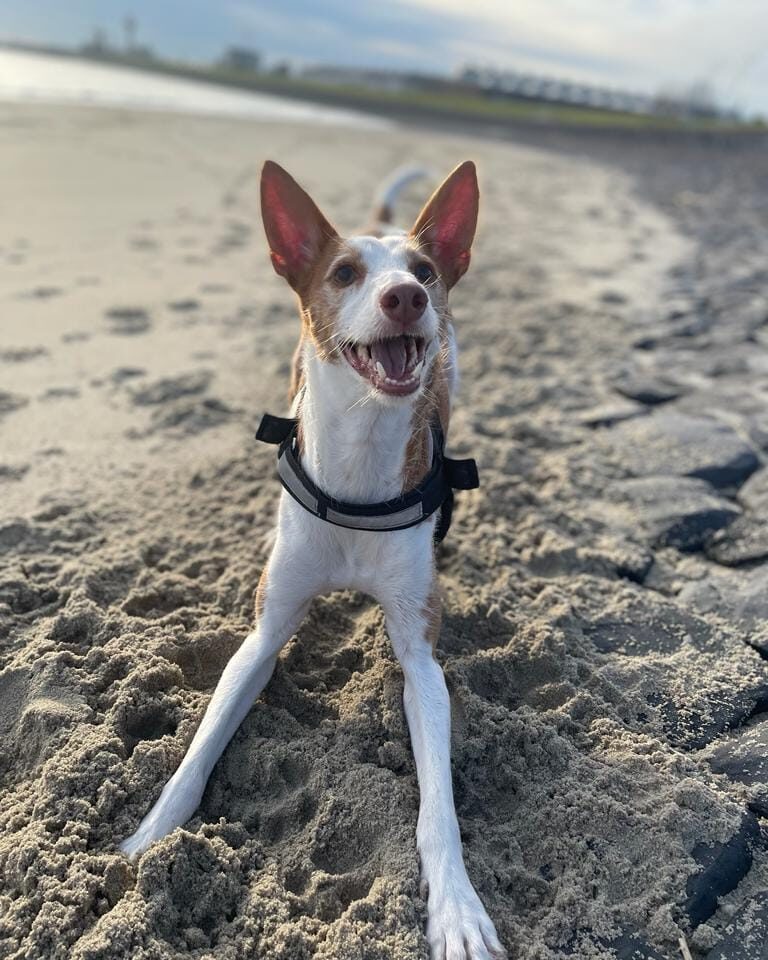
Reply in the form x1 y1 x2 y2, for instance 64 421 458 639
119 820 162 861
426 882 505 960
119 771 203 860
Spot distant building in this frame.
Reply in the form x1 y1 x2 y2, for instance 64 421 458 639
219 47 261 73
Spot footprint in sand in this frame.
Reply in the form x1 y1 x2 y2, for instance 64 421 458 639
125 371 238 437
109 367 146 385
130 236 159 251
143 397 238 436
39 387 79 401
118 703 178 758
104 306 152 336
0 346 47 363
167 298 200 313
0 464 30 482
0 391 29 419
19 286 63 300
130 372 211 406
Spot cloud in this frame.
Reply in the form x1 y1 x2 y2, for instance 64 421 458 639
406 0 768 112
227 0 768 114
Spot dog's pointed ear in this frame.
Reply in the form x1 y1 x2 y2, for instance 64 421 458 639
260 161 338 291
410 161 478 288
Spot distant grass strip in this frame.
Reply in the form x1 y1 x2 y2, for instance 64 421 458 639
14 44 765 134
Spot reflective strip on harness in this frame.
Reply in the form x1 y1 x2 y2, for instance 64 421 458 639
325 502 424 530
277 451 319 514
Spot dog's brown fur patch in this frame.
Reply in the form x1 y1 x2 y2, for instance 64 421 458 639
254 567 268 619
299 240 367 361
401 243 452 493
423 581 442 650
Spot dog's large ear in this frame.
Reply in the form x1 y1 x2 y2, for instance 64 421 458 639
410 161 478 289
260 161 338 292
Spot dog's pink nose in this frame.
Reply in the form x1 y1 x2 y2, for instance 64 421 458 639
379 283 427 328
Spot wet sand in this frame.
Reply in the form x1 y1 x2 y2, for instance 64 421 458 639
1 102 767 960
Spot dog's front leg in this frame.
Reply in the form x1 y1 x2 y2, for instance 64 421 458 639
385 596 505 960
119 537 319 860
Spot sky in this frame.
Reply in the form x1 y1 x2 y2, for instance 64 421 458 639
2 0 767 117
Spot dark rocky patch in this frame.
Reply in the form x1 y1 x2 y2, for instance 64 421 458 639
684 813 761 928
605 413 760 489
611 475 740 551
576 401 647 428
707 719 768 816
586 605 712 657
563 930 668 959
612 368 682 405
602 933 668 960
704 891 768 959
741 468 768 512
680 567 768 648
706 516 768 567
656 675 768 752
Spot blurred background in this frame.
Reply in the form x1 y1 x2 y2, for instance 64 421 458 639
1 0 767 127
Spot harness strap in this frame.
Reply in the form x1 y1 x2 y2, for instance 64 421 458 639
255 413 478 541
255 413 296 445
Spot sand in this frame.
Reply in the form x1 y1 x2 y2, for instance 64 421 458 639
1 102 767 960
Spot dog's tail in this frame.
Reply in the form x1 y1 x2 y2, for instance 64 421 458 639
371 166 432 225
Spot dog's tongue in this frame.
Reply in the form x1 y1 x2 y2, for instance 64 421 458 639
371 337 407 380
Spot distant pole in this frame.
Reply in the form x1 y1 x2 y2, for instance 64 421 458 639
123 14 137 52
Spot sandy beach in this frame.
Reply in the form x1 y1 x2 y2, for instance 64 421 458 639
1 97 768 960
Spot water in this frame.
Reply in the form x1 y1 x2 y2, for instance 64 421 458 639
0 48 389 128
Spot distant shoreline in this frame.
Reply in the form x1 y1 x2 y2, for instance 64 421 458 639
2 39 766 141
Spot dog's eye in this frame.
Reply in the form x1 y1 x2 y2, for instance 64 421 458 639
332 263 356 286
413 262 434 284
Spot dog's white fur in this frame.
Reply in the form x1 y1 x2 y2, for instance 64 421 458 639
120 162 504 960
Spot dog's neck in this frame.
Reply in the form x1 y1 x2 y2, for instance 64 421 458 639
296 347 432 504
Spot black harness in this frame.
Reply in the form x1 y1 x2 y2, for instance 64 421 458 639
255 413 479 543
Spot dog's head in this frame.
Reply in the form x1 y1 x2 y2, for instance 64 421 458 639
260 160 478 403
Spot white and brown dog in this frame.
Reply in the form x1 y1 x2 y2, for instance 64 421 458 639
121 160 504 960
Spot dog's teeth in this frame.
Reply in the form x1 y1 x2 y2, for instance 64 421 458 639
359 345 370 362
413 360 423 378
375 361 386 379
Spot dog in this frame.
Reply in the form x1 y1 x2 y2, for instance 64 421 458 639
120 160 504 960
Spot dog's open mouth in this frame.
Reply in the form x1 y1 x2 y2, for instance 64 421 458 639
342 335 427 396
